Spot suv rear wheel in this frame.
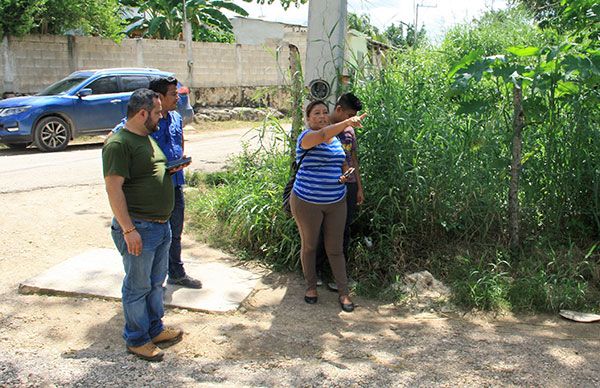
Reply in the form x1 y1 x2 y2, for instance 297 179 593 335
34 116 70 152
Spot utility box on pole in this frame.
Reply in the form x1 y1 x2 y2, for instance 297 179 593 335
305 0 347 107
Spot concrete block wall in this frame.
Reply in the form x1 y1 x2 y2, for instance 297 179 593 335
1 35 301 106
10 35 70 94
238 44 283 86
142 39 188 82
75 36 136 70
192 42 238 87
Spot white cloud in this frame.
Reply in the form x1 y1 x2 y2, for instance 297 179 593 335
230 0 509 40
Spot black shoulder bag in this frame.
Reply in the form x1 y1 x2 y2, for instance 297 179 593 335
282 148 312 215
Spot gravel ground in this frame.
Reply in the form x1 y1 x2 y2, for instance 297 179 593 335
0 177 599 387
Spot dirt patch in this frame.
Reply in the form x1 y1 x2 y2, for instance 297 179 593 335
0 182 599 385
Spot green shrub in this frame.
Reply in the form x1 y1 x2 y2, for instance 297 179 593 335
446 247 596 312
188 7 600 312
450 254 512 311
187 142 302 270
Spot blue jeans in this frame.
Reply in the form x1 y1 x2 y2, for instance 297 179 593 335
111 218 171 347
168 185 186 279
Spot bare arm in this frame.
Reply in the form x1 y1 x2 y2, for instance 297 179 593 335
104 175 142 256
301 113 367 149
339 161 350 183
351 150 364 204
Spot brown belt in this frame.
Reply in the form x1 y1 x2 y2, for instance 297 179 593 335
138 218 169 224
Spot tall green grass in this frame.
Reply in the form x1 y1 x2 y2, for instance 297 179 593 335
188 7 600 312
186 119 302 270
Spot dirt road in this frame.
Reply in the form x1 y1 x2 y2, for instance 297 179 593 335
0 127 254 194
0 127 598 386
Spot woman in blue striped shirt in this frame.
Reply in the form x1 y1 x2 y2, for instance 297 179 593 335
290 100 366 313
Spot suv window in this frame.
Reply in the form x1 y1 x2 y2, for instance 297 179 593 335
87 76 119 95
37 76 87 96
120 75 151 92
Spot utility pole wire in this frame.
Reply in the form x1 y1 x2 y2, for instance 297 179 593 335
414 0 436 45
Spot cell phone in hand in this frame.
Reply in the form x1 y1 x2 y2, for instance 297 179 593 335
342 167 355 178
166 156 192 170
339 167 355 183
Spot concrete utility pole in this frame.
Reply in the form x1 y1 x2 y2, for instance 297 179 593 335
183 0 194 103
305 0 348 107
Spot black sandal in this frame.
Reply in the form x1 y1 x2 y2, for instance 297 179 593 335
339 296 354 312
304 290 318 304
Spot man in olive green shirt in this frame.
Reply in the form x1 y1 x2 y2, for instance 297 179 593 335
102 88 183 362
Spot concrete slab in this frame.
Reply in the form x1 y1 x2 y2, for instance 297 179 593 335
19 248 260 313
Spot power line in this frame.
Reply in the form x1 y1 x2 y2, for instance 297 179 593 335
349 0 402 29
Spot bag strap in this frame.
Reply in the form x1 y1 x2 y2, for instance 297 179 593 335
294 147 312 173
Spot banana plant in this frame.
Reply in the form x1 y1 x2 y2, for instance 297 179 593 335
120 0 251 42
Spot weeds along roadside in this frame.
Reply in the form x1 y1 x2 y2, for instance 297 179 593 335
186 7 599 312
186 115 302 271
185 104 599 313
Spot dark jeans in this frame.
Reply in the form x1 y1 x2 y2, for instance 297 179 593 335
168 185 186 279
316 182 358 274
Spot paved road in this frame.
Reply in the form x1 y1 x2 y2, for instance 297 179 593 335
0 127 259 194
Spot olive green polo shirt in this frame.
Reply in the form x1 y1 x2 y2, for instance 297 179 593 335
102 129 174 220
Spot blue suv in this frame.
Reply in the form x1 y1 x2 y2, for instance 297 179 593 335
0 68 194 152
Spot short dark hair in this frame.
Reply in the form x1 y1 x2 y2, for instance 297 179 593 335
336 93 362 112
305 100 329 117
149 76 178 96
127 88 159 118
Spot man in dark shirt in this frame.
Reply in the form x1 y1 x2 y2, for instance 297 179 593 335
110 76 202 289
103 89 183 362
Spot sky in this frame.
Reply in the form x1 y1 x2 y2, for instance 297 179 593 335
231 0 509 41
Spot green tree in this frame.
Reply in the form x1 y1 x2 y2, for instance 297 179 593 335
0 0 44 38
441 7 544 65
121 0 250 42
348 13 426 48
348 12 381 40
385 22 426 48
511 0 599 36
449 33 600 251
382 23 407 47
35 0 123 40
510 0 561 24
0 0 124 40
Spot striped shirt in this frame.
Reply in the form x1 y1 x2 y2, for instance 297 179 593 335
293 129 347 204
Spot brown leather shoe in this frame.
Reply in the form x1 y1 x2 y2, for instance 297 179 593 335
126 342 164 362
151 326 183 347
